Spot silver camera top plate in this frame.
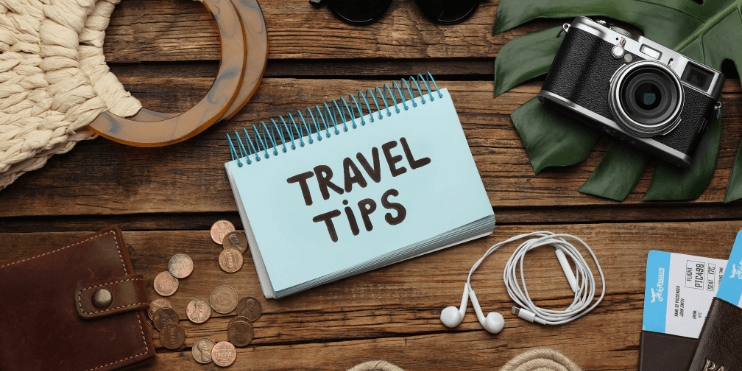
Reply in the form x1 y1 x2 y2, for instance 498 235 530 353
569 16 722 98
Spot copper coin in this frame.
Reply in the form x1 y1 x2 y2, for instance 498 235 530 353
219 248 243 273
148 298 173 320
222 231 248 254
210 285 238 314
186 298 212 324
192 338 216 364
153 307 180 331
228 319 254 347
228 315 251 328
211 220 235 245
154 271 179 297
235 297 262 322
211 341 237 367
168 253 194 279
160 323 186 350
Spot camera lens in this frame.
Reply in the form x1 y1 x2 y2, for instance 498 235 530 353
634 82 662 110
609 60 684 137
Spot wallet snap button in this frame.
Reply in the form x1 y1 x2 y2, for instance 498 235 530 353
92 288 113 309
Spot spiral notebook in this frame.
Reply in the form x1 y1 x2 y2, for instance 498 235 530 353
225 74 495 299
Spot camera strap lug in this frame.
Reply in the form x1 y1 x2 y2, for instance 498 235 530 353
556 23 570 38
714 101 723 120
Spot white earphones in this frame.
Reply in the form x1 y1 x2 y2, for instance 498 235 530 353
441 231 605 334
439 283 505 334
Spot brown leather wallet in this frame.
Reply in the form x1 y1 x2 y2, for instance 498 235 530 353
0 226 155 371
687 297 742 371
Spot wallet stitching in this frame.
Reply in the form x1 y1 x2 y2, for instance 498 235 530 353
78 278 146 314
83 351 148 371
0 230 117 269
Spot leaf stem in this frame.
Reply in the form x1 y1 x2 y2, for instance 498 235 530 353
673 0 742 50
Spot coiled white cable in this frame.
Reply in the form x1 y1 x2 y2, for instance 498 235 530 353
466 231 605 326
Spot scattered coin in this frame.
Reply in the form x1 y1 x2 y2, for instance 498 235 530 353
211 220 235 245
210 285 238 314
153 307 180 331
219 248 244 273
186 298 212 324
228 319 254 347
168 253 194 279
211 341 237 367
148 298 173 321
154 271 179 297
192 338 216 364
228 315 251 328
235 297 262 322
160 323 186 350
222 231 248 254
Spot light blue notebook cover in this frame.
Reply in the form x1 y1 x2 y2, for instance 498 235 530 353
225 82 494 298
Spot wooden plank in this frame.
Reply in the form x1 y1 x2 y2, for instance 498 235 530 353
104 0 548 63
144 323 640 370
1 78 740 218
1 221 740 369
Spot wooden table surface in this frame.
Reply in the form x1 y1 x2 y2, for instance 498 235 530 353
2 0 742 370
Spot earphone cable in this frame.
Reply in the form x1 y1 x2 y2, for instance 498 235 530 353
466 231 605 326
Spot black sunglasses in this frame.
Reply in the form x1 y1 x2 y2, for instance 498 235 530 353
310 0 482 25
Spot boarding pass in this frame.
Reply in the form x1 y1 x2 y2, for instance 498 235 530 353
643 250 726 338
716 231 742 306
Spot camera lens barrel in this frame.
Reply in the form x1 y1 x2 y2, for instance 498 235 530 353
609 60 685 137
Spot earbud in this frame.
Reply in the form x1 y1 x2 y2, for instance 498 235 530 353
467 284 505 334
440 283 505 334
440 284 469 328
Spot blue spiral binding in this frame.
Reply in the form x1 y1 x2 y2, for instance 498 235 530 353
227 72 442 167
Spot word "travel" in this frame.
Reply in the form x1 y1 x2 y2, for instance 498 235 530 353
286 137 431 242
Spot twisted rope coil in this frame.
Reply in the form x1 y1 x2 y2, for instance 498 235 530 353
0 0 139 190
346 348 582 371
500 348 583 371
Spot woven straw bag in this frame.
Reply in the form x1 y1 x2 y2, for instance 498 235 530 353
0 0 139 190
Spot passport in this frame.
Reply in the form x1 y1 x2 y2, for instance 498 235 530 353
639 251 726 371
686 231 742 371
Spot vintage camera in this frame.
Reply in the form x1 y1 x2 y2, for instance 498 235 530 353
538 17 724 167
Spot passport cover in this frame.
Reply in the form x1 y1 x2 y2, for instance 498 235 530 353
687 297 742 371
639 330 697 371
0 227 155 371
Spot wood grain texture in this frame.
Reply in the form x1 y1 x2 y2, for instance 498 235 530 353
0 78 740 219
5 204 742 233
102 0 548 63
1 221 740 370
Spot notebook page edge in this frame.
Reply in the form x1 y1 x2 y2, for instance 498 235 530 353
226 163 276 299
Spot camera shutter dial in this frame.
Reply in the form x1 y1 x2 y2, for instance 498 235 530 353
610 26 634 39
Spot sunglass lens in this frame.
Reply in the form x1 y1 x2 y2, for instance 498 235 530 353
413 0 481 24
325 0 393 25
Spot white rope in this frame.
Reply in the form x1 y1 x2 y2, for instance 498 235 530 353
467 231 605 326
500 348 583 371
344 349 583 371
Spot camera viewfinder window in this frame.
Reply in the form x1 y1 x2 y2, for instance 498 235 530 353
682 63 713 91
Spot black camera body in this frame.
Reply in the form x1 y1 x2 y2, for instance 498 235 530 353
539 17 725 167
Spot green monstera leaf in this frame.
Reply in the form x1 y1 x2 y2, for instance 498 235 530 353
493 0 742 201
511 97 601 174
